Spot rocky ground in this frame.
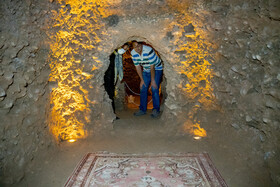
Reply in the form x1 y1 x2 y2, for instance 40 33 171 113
8 108 273 187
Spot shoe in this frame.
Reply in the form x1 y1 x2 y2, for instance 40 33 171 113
116 116 120 120
134 110 146 116
151 109 160 118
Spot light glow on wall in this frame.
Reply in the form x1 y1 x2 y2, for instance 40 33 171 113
170 3 218 138
47 0 218 141
48 0 110 141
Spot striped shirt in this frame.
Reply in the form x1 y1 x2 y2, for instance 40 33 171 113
131 45 162 72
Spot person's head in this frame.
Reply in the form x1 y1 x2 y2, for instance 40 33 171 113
122 43 129 51
132 40 138 48
118 43 129 55
132 40 142 53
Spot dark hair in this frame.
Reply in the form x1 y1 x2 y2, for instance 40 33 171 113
131 40 138 44
123 42 129 47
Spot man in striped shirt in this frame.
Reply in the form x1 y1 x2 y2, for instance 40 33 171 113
131 41 163 118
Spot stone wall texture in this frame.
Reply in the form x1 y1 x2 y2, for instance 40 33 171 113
0 0 279 185
0 0 54 184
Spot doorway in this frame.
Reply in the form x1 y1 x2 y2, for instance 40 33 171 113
106 41 167 114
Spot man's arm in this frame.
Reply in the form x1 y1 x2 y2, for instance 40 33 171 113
135 65 146 89
148 48 158 89
150 65 157 89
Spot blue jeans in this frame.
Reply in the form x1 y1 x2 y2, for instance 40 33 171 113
140 70 163 112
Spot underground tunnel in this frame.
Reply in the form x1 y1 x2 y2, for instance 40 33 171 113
0 0 279 186
106 41 167 113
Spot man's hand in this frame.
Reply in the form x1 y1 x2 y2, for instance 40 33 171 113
151 79 157 89
140 80 146 89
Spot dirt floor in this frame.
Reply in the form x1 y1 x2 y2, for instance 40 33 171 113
11 108 272 187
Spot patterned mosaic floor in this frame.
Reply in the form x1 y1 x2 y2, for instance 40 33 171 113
65 152 227 187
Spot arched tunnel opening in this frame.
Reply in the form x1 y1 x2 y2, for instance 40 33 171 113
104 41 167 117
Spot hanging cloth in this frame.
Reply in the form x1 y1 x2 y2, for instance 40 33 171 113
114 50 123 85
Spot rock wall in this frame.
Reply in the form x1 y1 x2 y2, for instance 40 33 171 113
206 0 280 183
0 0 54 184
0 0 279 185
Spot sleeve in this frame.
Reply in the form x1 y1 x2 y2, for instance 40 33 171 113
131 51 140 66
148 48 158 66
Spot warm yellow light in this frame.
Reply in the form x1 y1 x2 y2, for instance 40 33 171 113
169 3 220 137
192 123 207 137
68 139 76 143
48 0 111 141
184 120 207 138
